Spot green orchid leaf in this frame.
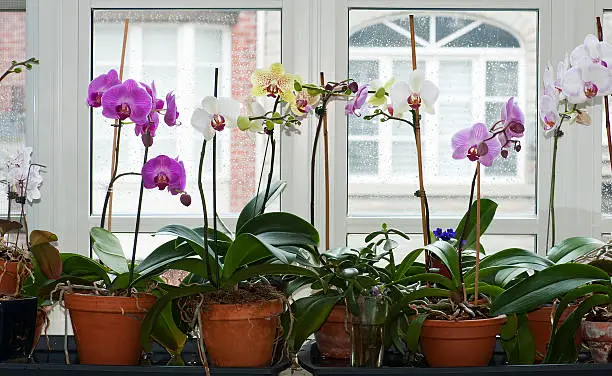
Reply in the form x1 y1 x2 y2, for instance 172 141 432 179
140 284 216 352
321 247 360 261
224 263 318 287
61 253 111 285
465 282 505 298
394 273 455 291
90 227 129 274
546 237 605 264
283 292 342 353
589 259 612 276
420 241 461 288
490 263 610 316
405 313 429 352
500 313 535 365
455 198 497 250
151 303 187 365
236 181 286 232
134 240 194 276
222 233 296 279
155 225 220 275
29 230 58 247
394 249 423 280
545 294 612 363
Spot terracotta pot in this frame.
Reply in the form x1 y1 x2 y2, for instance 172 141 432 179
0 261 27 296
315 304 350 359
200 299 283 367
64 292 157 365
527 305 580 361
420 315 507 367
582 320 612 363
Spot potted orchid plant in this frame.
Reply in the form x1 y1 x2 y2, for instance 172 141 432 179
35 68 189 366
0 57 63 361
132 64 322 369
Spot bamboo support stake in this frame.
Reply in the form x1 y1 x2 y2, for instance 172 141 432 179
409 15 429 247
597 18 612 175
474 161 481 307
320 72 330 250
107 18 129 231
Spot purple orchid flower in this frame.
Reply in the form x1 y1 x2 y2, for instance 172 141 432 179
345 84 369 116
101 79 152 124
164 91 179 126
142 155 187 196
87 69 121 108
135 111 159 138
451 123 501 167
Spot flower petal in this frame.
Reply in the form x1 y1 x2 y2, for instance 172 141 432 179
470 123 489 142
201 96 219 114
409 69 424 93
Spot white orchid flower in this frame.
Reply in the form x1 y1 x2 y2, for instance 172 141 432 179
389 70 439 116
570 34 612 68
562 63 612 104
367 78 395 107
1 145 43 203
191 96 241 141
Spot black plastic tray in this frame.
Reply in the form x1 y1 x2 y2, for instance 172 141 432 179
0 335 290 376
297 341 612 375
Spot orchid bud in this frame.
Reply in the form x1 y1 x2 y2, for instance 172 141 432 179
514 142 522 152
501 149 509 159
180 193 192 207
348 81 359 93
142 133 154 147
324 83 333 91
509 122 525 134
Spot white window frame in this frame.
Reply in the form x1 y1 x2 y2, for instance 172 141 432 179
20 0 611 262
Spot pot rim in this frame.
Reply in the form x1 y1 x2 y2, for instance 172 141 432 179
201 298 284 321
64 292 157 314
422 314 507 328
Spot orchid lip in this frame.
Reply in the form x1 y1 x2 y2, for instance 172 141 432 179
467 145 479 161
407 94 422 110
211 114 226 131
154 173 169 190
116 103 131 120
584 81 598 98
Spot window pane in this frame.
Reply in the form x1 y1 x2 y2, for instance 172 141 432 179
0 9 26 214
486 61 518 97
601 12 612 215
348 141 378 175
91 9 281 217
348 10 537 216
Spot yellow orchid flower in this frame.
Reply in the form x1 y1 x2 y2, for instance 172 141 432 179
251 62 295 103
290 78 320 117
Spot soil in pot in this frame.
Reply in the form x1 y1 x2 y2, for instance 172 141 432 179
315 304 350 359
528 305 580 362
0 295 37 361
198 284 285 367
419 315 507 367
64 292 157 365
582 320 612 363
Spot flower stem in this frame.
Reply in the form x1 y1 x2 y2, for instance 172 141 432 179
128 143 149 287
198 139 213 285
99 172 141 228
101 122 122 230
212 135 220 286
310 94 332 226
547 127 561 249
457 165 479 293
261 131 276 215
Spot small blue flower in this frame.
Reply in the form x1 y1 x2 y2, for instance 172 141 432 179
433 227 457 242
370 285 383 297
433 227 444 239
445 228 457 239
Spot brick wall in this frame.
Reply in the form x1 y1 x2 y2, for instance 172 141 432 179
229 11 258 212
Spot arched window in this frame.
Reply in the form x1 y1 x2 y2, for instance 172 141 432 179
348 12 536 216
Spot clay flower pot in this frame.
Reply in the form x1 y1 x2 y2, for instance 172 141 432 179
315 304 350 359
527 305 580 361
582 320 612 363
0 296 37 361
420 315 507 367
64 292 157 365
200 299 284 367
0 260 27 296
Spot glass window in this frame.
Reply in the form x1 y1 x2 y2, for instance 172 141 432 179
0 8 26 214
348 10 537 216
91 9 281 217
